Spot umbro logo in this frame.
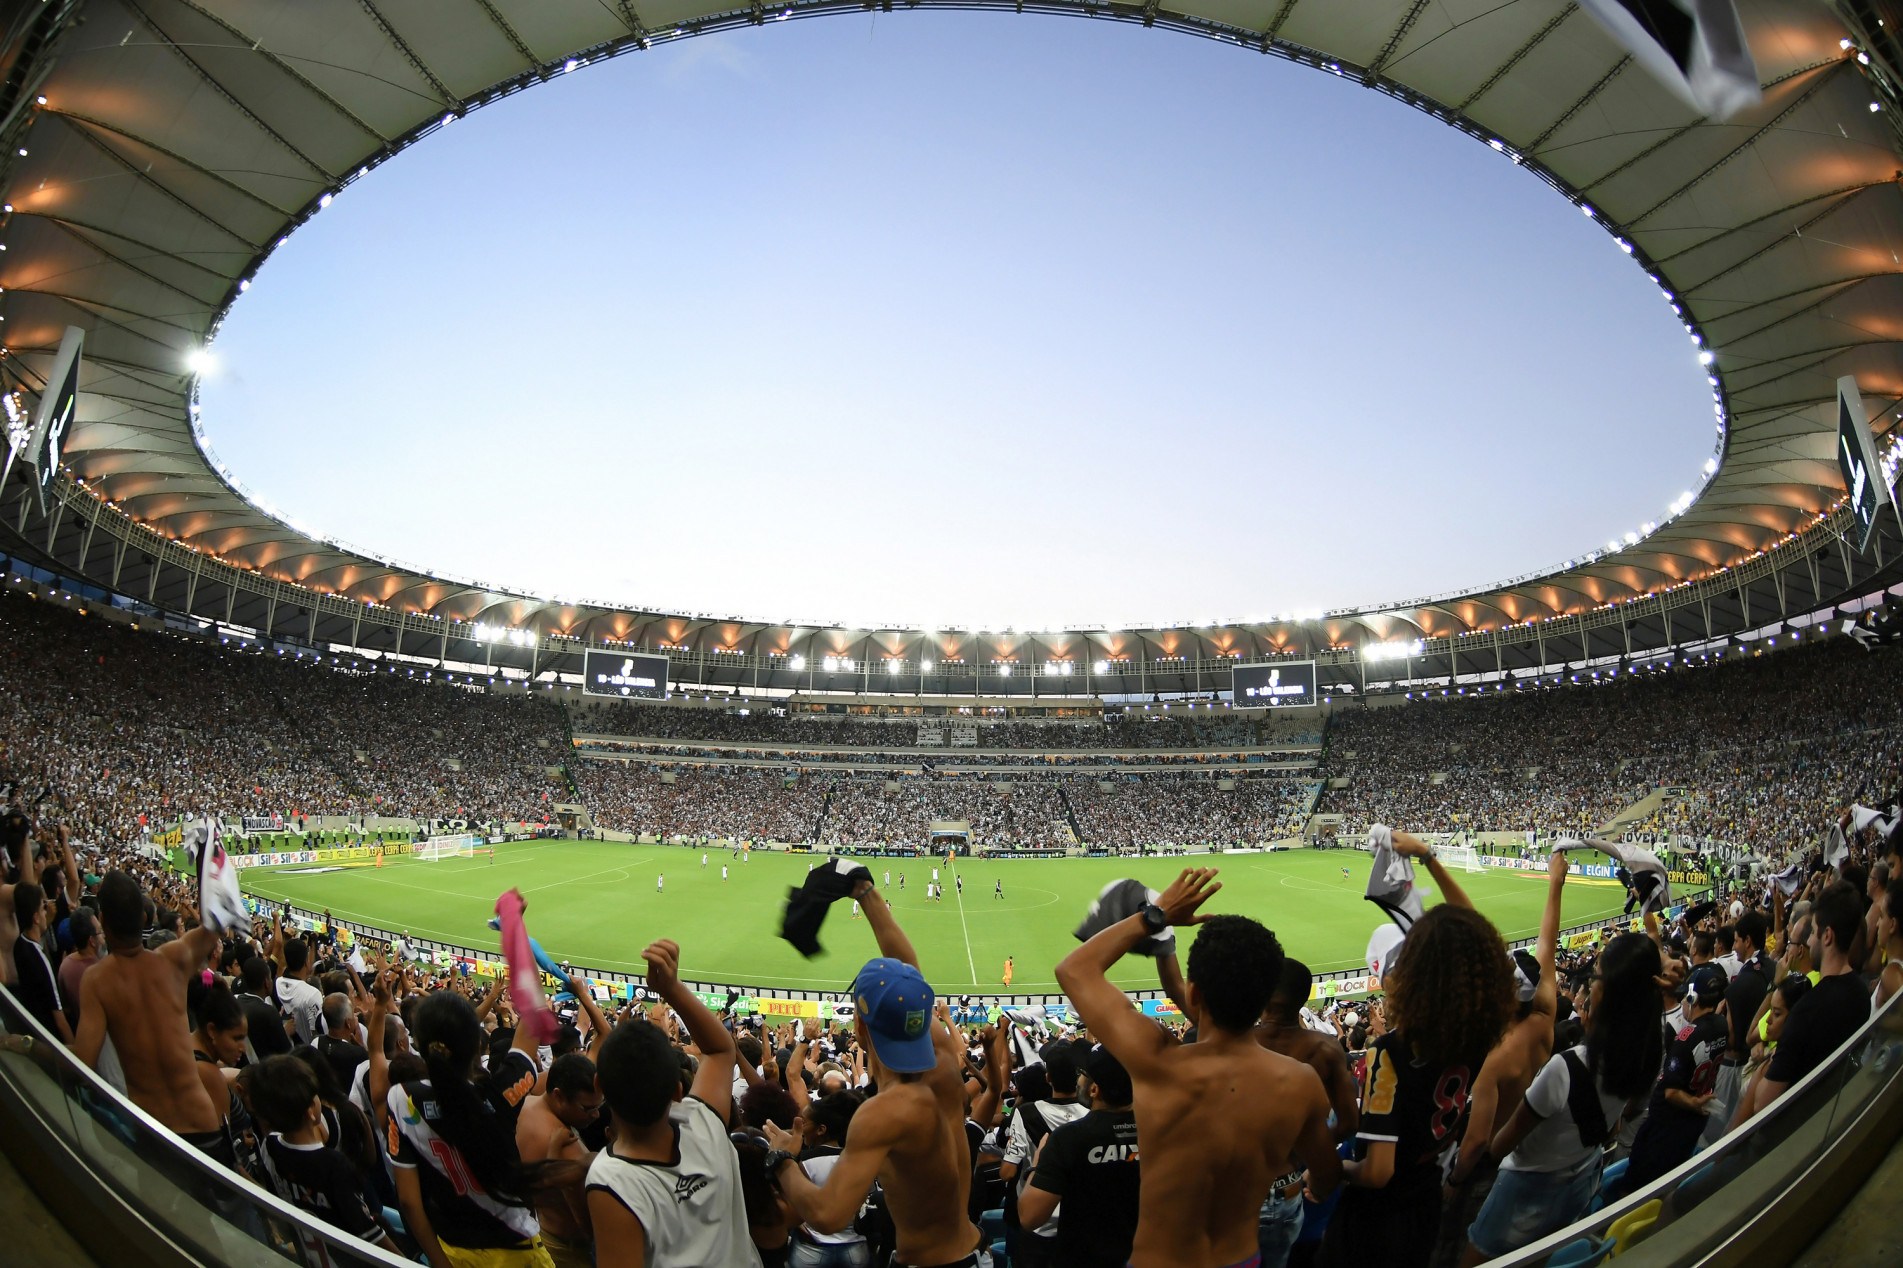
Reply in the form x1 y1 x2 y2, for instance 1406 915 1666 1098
674 1174 712 1203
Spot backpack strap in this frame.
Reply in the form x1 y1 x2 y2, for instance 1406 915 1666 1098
1560 1049 1611 1148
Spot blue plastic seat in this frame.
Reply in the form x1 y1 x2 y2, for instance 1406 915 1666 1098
990 1238 1008 1267
1545 1234 1613 1267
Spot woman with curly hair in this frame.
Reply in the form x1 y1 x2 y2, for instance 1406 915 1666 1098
1320 904 1515 1268
1461 931 1663 1264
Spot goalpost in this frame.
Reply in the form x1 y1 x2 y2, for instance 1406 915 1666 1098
415 834 478 861
1437 843 1485 873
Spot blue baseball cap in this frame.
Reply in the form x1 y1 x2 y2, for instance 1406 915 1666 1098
851 957 937 1074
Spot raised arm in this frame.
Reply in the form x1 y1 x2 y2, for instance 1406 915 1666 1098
855 881 918 969
1055 868 1221 1079
367 969 394 1132
1393 831 1472 910
473 974 505 1023
970 1024 1008 1130
566 973 611 1060
1532 851 1567 1022
643 939 737 1119
786 1024 811 1109
1156 950 1193 1017
763 1088 905 1233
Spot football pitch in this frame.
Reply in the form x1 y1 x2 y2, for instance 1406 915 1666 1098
239 842 1633 995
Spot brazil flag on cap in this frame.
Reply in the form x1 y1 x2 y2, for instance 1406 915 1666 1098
850 957 938 1074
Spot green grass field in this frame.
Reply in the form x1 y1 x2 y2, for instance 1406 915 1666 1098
239 842 1632 994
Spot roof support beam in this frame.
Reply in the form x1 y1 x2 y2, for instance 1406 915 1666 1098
125 0 333 179
1626 60 1848 226
1528 54 1631 154
1458 4 1577 111
357 0 461 109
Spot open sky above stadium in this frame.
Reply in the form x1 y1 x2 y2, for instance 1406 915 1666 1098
201 13 1716 631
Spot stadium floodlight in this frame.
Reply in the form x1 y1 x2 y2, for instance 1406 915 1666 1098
788 654 805 670
1699 350 1716 365
886 659 901 675
186 348 216 375
1363 639 1424 662
920 659 934 673
999 663 1012 676
1093 660 1109 674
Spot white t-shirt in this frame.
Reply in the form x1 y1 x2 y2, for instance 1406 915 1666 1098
585 1098 761 1268
1501 1045 1629 1174
1715 952 1743 980
796 1152 868 1246
275 976 324 1045
1004 1099 1089 1237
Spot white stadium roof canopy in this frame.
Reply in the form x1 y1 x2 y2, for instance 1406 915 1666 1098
1 0 1901 697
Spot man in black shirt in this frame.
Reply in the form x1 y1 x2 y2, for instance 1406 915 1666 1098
1704 910 1769 1145
1019 1044 1140 1268
1737 882 1872 1127
12 882 72 1042
1624 964 1727 1192
251 1053 399 1258
237 956 293 1063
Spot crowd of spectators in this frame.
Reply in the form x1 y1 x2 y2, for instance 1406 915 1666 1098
573 738 1296 771
0 593 570 841
569 764 830 846
1066 775 1320 853
570 701 1319 751
818 774 1075 852
1320 639 1903 856
7 785 1896 1268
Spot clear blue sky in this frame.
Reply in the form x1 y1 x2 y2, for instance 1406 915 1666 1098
201 13 1714 630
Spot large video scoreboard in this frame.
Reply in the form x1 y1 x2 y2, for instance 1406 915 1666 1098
582 649 671 700
1837 376 1895 554
1231 660 1318 708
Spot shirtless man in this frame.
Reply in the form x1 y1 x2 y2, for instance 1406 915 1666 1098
73 871 229 1162
517 1051 603 1268
1056 867 1340 1268
764 881 985 1267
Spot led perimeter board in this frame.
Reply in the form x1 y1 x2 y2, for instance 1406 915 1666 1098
1231 660 1318 708
582 650 671 700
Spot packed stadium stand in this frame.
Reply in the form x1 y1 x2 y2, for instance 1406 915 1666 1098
8 2 1903 1266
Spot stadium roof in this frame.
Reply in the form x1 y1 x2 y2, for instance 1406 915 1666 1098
1 0 1901 696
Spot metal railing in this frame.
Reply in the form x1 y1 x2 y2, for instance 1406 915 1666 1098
0 983 411 1268
1494 989 1903 1265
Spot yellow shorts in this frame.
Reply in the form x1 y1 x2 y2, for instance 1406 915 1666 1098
541 1231 594 1268
439 1239 556 1268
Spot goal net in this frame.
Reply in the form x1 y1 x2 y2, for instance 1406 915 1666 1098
416 835 478 861
1438 844 1484 874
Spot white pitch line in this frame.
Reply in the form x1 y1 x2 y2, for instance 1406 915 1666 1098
950 865 978 986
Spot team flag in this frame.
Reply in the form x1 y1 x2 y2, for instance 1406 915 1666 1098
1577 0 1761 119
495 889 558 1045
1363 824 1425 930
186 818 247 934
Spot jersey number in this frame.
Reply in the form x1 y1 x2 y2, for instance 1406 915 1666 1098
1430 1067 1471 1142
428 1140 481 1197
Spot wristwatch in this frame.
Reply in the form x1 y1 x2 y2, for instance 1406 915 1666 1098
763 1148 798 1182
1139 903 1169 935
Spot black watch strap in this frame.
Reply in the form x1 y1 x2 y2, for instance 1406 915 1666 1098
1140 903 1169 934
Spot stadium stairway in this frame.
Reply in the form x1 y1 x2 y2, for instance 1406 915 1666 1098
1056 782 1087 848
1791 1121 1903 1267
0 1133 101 1267
1597 786 1672 837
